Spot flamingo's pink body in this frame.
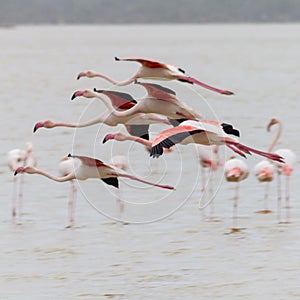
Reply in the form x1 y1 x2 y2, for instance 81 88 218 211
149 120 283 162
94 81 201 122
77 56 234 95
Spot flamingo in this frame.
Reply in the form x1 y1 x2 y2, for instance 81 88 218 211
253 160 275 214
58 156 77 228
14 154 174 192
93 81 201 123
7 142 37 219
267 117 297 223
224 157 249 232
149 120 284 162
33 90 170 133
110 154 127 219
77 56 234 95
196 145 222 219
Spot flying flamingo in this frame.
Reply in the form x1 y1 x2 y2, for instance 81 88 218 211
196 145 222 219
14 153 174 191
77 56 234 95
58 156 77 228
149 120 284 162
94 81 201 123
224 157 249 232
7 142 37 219
267 117 297 223
33 90 170 133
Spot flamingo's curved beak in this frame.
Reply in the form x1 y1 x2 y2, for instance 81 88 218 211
33 121 45 133
14 166 25 176
77 72 86 80
102 134 115 144
71 90 84 100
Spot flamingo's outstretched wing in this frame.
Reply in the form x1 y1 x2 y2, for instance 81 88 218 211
135 81 177 101
93 89 137 110
150 125 204 158
125 124 150 140
115 56 169 69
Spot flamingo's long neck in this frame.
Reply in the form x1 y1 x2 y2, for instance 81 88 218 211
30 168 75 182
94 72 137 86
54 115 106 128
124 135 152 148
268 121 282 153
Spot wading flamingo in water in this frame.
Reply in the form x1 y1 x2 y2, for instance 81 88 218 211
94 81 201 124
77 56 234 95
14 154 174 191
7 142 37 219
58 156 77 228
149 120 284 162
110 154 127 220
33 90 170 133
267 117 296 223
224 157 249 232
196 145 222 220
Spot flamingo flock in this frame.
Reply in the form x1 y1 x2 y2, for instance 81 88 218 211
9 56 296 229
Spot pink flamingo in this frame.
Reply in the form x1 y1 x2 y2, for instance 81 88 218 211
94 81 201 123
267 117 297 223
33 90 170 133
58 156 77 228
196 145 222 219
7 142 37 219
14 154 174 191
77 56 234 95
149 120 284 162
224 157 249 232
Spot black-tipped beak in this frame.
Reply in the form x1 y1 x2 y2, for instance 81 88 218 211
67 153 72 158
71 92 76 100
102 137 108 144
33 122 44 133
134 79 140 85
115 56 120 61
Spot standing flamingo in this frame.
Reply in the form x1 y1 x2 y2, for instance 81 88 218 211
253 160 275 214
7 142 37 219
93 81 201 123
196 145 222 219
77 56 234 95
224 157 249 232
33 90 170 133
149 120 284 162
267 117 297 223
58 156 77 228
110 154 127 220
14 154 174 191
